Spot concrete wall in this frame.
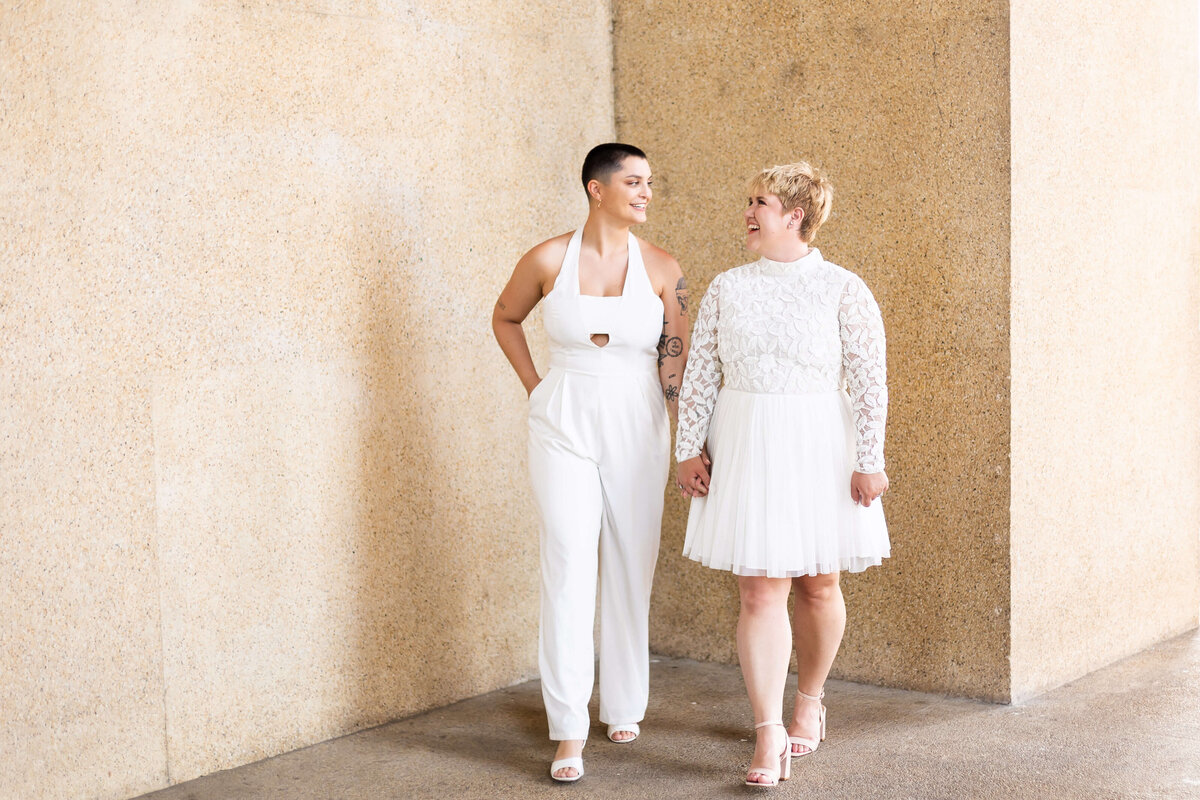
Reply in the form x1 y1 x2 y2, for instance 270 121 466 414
1009 0 1200 700
616 1 1016 700
0 2 612 798
4 2 1199 797
617 0 1200 702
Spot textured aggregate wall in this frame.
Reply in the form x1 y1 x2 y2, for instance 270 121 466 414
615 1 1014 700
0 2 612 798
1009 0 1200 700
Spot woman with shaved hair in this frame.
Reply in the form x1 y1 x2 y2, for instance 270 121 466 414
493 143 689 782
675 161 890 787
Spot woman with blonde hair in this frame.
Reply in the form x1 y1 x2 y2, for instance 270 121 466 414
675 162 889 787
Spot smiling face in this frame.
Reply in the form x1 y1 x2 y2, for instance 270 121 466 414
744 190 803 255
589 156 652 224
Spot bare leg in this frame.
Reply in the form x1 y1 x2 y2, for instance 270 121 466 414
788 572 845 754
738 575 793 784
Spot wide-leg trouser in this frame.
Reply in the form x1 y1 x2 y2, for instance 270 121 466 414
528 365 669 741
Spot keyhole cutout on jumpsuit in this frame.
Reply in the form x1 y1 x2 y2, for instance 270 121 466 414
578 246 627 352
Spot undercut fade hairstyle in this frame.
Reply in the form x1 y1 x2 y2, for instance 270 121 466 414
581 142 648 199
748 161 834 243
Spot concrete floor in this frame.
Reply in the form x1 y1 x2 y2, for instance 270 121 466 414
138 630 1200 800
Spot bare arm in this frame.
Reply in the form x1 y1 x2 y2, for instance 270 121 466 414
492 241 560 395
649 251 688 421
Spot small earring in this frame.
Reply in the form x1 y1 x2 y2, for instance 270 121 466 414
787 221 794 229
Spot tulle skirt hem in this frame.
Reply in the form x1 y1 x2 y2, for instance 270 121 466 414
681 551 887 578
682 387 890 577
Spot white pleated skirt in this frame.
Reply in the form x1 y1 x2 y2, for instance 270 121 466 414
682 388 889 577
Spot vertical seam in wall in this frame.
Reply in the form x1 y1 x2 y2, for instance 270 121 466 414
1004 0 1015 705
150 385 173 785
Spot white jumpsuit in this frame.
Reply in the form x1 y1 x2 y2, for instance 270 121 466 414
528 227 670 741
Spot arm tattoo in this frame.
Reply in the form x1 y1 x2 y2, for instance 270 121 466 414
675 276 689 316
656 316 668 368
665 336 683 357
664 384 679 402
496 299 507 311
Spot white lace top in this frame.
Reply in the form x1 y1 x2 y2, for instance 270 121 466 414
675 249 888 473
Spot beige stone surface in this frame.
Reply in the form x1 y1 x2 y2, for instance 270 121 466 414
1 7 171 797
131 631 1200 800
1009 0 1200 700
0 374 167 800
2 1 612 796
6 1 1199 797
616 1 1014 699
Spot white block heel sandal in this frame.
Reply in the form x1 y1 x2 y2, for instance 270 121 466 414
745 721 791 787
788 688 827 757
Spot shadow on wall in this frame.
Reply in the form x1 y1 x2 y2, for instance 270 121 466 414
351 207 457 722
349 193 539 726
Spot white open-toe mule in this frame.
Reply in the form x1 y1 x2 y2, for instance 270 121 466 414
550 756 584 782
606 723 640 743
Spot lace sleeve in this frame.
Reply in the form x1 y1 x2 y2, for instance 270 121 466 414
675 275 723 462
839 274 887 473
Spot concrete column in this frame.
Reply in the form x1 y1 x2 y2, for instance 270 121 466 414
615 0 1200 701
1009 0 1200 700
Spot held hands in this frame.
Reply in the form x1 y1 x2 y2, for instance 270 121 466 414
851 470 889 507
676 448 712 498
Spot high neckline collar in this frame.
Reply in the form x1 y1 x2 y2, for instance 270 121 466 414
758 247 822 274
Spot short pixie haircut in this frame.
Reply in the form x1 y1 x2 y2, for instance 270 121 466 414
581 143 647 198
748 162 833 243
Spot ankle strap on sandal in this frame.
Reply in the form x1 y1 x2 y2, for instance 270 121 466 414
796 688 825 702
754 720 784 729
